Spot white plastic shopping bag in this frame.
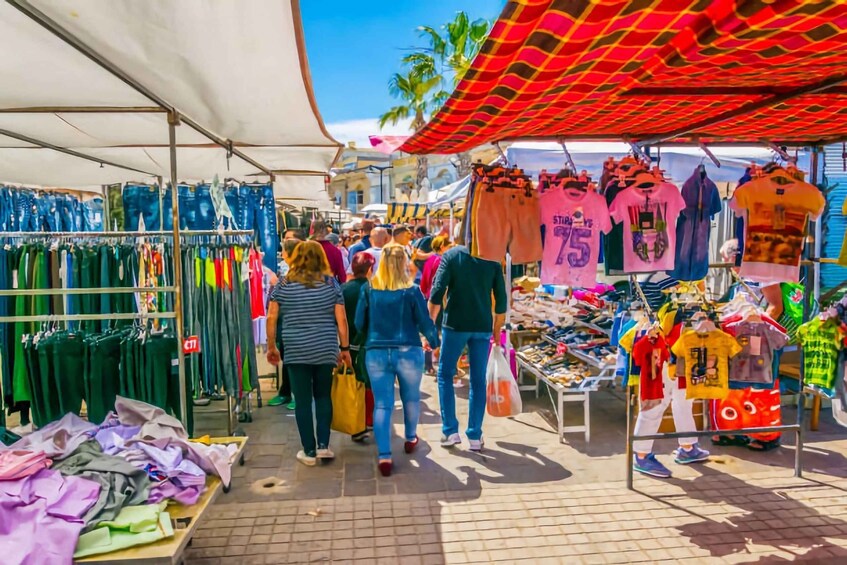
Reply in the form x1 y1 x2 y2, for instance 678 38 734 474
486 346 523 417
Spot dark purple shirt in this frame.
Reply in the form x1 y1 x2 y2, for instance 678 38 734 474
319 240 347 283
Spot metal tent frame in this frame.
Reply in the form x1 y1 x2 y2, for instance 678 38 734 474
1 0 317 429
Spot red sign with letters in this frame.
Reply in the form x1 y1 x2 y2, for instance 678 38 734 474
183 335 201 355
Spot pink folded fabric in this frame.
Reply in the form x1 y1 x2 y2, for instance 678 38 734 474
0 450 52 481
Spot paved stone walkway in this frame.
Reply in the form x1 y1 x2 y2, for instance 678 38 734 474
187 374 847 563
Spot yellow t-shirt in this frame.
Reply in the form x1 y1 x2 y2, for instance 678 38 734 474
671 329 742 400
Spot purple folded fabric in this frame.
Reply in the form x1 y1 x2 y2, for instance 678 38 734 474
1 413 96 458
148 481 204 506
0 469 100 565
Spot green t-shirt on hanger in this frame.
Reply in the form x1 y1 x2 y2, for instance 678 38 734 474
797 317 845 391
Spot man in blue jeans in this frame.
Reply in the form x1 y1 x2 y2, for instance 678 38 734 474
428 245 507 452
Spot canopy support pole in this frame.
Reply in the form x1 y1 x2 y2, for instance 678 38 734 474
6 0 275 178
168 111 189 431
0 127 157 177
697 140 721 168
764 141 796 164
557 137 577 172
493 142 508 165
623 136 651 163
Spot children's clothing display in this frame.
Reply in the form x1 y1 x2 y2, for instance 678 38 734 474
671 329 742 400
609 180 686 273
730 167 825 283
539 188 611 288
668 168 723 281
631 334 669 401
723 320 788 385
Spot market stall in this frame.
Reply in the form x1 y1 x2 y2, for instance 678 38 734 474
400 0 847 489
0 0 338 561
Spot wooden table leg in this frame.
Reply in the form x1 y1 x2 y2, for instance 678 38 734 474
811 394 821 431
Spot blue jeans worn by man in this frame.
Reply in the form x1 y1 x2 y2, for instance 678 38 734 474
365 346 425 460
436 330 491 441
428 245 508 451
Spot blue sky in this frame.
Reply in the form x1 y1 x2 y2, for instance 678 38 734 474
300 0 505 144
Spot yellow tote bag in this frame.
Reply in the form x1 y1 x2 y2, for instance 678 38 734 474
331 366 366 435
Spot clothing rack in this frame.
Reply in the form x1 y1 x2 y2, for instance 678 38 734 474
622 150 827 489
0 227 254 434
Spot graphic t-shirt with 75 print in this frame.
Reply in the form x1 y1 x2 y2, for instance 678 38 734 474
539 189 612 288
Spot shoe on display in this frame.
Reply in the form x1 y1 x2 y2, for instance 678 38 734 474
469 438 484 452
297 450 317 467
317 447 335 460
633 453 672 478
441 433 462 447
674 444 710 465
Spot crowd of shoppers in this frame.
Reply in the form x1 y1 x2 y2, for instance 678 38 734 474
266 219 506 472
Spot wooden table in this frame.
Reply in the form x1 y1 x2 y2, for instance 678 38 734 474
77 436 247 565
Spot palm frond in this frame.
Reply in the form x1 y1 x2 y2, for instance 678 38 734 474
378 105 412 129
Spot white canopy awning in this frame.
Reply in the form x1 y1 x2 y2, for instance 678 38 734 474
273 175 334 210
0 0 341 187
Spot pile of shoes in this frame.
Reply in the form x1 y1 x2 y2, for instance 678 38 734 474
516 343 592 387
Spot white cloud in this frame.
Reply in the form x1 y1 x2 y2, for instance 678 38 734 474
326 118 414 148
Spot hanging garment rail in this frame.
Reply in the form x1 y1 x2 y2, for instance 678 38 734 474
0 312 176 323
0 286 176 296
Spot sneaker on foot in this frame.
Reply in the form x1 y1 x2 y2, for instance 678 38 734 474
317 447 335 460
286 400 296 410
440 433 462 447
633 453 672 478
267 395 291 407
674 444 710 465
297 450 317 467
453 379 465 388
469 438 484 452
351 430 369 443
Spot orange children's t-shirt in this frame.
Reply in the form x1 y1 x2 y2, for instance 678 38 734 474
671 329 742 400
730 176 825 284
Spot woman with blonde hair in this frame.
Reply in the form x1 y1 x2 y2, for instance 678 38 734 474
267 240 352 467
355 244 439 477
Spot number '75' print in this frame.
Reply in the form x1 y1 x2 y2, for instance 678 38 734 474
553 226 591 268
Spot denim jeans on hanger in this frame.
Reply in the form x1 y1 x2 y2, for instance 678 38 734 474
253 184 279 273
223 186 242 230
194 184 216 230
177 185 197 229
122 184 144 231
82 197 105 232
38 193 61 232
16 189 38 232
58 195 76 232
0 187 16 231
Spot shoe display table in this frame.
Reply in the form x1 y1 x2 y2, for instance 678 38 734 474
76 436 248 565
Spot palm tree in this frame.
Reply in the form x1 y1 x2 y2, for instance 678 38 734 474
378 72 441 197
379 12 491 190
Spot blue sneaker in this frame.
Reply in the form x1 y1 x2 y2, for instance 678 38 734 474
674 444 710 465
633 453 672 478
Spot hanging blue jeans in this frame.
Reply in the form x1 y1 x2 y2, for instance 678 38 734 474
437 329 491 440
38 193 61 232
365 346 425 460
194 185 216 230
177 185 197 229
82 197 105 232
0 187 16 231
252 184 279 273
16 189 38 232
123 184 170 231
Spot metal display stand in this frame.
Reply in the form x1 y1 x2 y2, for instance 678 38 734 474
623 149 823 488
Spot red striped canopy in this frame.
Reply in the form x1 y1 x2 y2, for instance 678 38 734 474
400 0 847 154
